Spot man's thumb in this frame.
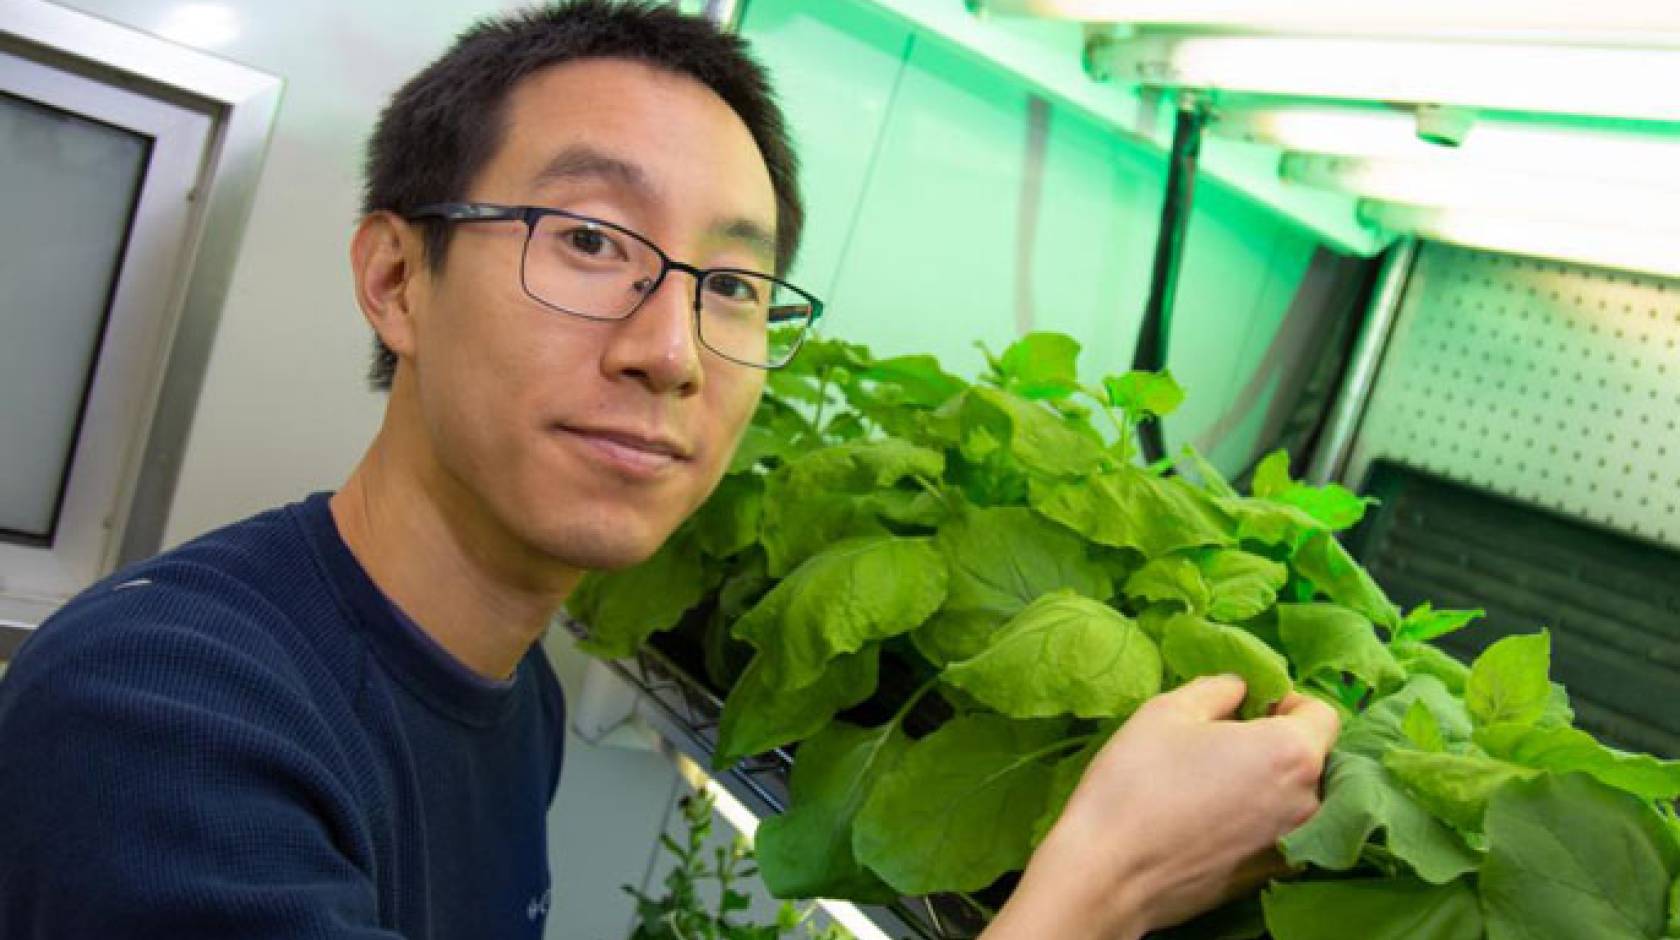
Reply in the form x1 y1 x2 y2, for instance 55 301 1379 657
1167 674 1249 720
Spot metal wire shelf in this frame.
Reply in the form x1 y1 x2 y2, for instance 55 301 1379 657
559 615 979 940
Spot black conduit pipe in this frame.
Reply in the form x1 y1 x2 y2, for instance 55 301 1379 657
1133 100 1207 466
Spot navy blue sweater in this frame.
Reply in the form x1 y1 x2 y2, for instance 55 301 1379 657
0 493 565 938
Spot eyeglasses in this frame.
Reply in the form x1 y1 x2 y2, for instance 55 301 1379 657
404 202 823 369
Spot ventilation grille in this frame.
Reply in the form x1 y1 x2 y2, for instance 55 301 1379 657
1347 243 1680 548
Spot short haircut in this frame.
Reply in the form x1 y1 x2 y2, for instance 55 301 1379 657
360 0 803 389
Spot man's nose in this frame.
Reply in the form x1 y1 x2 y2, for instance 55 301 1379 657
598 269 704 395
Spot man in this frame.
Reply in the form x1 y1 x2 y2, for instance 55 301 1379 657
0 2 1336 937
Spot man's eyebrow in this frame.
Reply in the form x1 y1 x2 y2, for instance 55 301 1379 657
531 146 652 193
534 145 776 264
715 218 777 267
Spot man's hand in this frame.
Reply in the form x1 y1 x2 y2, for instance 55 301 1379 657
984 675 1339 940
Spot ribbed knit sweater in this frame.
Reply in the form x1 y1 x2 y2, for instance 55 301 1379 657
0 493 565 939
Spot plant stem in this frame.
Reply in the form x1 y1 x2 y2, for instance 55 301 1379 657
891 675 941 728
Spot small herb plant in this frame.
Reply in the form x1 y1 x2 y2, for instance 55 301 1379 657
575 331 1680 939
625 792 853 940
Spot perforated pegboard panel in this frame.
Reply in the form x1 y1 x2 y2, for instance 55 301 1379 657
1346 243 1680 549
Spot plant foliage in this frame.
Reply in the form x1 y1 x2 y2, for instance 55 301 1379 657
574 332 1680 939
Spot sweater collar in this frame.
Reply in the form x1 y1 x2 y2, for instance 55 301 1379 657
293 492 521 727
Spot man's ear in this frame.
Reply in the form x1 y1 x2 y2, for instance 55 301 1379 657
350 211 425 360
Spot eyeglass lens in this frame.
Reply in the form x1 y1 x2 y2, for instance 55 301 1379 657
520 213 812 367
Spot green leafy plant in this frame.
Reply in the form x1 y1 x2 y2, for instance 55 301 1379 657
575 332 1680 939
625 791 854 940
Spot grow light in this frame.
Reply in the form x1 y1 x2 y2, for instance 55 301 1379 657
1212 104 1680 176
1282 153 1680 228
1089 33 1680 122
1360 201 1680 280
974 0 1680 45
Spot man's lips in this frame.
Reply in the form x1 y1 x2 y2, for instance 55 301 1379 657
557 424 694 477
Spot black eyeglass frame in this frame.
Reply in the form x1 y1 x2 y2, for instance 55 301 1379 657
404 201 823 370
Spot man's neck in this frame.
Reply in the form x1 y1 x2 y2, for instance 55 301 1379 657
329 428 580 682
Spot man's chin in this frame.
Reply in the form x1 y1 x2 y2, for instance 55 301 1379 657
529 519 677 573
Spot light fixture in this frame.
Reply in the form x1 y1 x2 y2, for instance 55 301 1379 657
1091 33 1680 122
971 0 1680 46
1282 153 1680 229
1360 201 1680 280
1213 103 1680 181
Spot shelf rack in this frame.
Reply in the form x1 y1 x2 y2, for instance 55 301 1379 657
559 615 982 940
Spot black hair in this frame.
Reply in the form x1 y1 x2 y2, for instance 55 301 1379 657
360 0 803 389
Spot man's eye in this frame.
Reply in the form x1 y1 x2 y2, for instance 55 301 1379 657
561 226 624 260
708 274 762 304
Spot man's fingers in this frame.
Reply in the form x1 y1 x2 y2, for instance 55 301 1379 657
1163 674 1249 720
1269 691 1341 755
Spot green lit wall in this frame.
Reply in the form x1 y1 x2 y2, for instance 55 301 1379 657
742 0 1324 476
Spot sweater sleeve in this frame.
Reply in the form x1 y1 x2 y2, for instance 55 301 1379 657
0 597 402 940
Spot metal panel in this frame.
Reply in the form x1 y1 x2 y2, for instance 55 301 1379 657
1346 242 1680 548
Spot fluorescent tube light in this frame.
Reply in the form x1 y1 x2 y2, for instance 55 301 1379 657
1360 201 1680 280
1282 153 1680 227
1091 33 1680 121
976 0 1680 46
1215 104 1680 177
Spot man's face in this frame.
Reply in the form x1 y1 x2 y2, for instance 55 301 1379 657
404 58 774 573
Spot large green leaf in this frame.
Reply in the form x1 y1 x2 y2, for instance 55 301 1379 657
1277 602 1404 693
755 721 910 903
1029 727 1112 846
1280 749 1481 885
733 536 947 690
569 530 713 658
1466 631 1553 730
1339 674 1474 761
1394 641 1471 695
857 354 967 408
1483 773 1680 940
1476 722 1680 802
960 387 1105 479
1262 876 1482 940
759 439 945 575
1396 603 1485 645
1029 468 1234 559
943 591 1162 720
692 473 764 559
911 505 1112 667
1291 529 1399 630
1200 549 1288 623
776 437 945 493
1160 613 1292 719
1122 555 1210 614
1103 369 1185 419
853 715 1066 895
997 332 1082 400
1669 870 1680 936
1249 449 1371 532
1382 748 1537 833
1216 496 1327 551
912 608 1010 670
713 648 879 769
